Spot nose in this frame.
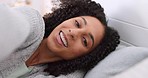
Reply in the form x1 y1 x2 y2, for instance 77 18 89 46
68 28 85 40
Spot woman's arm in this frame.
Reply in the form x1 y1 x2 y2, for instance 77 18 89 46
0 3 30 61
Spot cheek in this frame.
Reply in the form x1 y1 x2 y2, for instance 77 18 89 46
70 46 88 58
69 40 88 56
59 20 75 29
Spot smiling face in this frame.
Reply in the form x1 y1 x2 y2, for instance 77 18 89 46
46 16 105 60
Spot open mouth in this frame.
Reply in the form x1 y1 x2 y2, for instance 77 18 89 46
59 31 68 47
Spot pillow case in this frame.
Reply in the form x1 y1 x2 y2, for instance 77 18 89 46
84 46 148 78
111 58 148 78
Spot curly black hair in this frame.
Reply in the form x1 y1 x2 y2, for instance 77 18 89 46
43 0 120 76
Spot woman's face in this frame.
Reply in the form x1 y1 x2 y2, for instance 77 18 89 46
47 16 105 60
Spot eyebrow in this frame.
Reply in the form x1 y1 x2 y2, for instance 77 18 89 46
89 33 94 48
81 17 87 25
80 17 94 48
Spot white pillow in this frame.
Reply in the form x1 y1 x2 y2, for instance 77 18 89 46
84 47 148 78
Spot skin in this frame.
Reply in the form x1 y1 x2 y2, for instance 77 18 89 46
26 16 105 66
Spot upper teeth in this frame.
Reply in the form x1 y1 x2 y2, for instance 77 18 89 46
60 32 68 47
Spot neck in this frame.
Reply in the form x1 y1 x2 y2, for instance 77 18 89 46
26 39 62 66
38 39 62 63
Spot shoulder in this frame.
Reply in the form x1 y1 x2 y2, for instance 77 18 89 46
0 4 31 59
13 6 45 50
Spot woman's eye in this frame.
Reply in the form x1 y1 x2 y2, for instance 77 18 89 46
75 20 80 28
82 37 87 47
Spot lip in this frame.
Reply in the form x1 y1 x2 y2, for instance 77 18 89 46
56 31 68 47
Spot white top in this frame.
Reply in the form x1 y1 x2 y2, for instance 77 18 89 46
0 4 84 78
7 63 33 78
0 4 46 78
0 3 30 61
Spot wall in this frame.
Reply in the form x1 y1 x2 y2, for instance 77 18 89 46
95 0 148 47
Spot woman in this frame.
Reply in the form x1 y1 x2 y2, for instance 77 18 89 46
0 0 120 78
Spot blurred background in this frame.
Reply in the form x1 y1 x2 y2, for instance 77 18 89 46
0 0 98 16
0 0 60 16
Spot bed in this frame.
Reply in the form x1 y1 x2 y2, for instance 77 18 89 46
84 0 148 78
1 0 148 77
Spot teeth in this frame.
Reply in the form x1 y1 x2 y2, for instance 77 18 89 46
60 32 68 47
